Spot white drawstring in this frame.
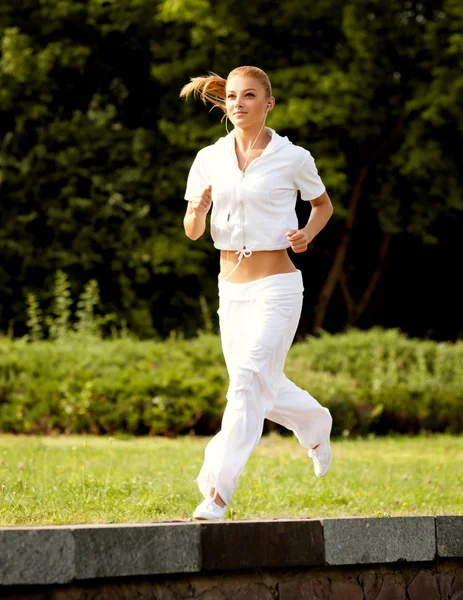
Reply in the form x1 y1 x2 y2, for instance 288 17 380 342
221 248 253 281
239 248 253 259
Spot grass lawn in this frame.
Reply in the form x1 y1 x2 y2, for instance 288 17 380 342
0 432 461 526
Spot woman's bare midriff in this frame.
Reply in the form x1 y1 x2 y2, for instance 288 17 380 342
219 249 297 283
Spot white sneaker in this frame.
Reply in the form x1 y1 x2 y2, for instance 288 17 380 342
308 439 332 478
193 497 227 520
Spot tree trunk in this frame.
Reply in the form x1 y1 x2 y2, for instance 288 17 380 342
312 164 368 333
340 231 392 326
312 112 407 334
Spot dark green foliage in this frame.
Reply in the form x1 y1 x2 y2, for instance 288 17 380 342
0 0 462 339
0 333 227 435
285 328 463 435
25 269 122 340
0 0 211 339
0 329 461 436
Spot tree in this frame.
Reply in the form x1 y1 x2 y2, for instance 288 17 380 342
153 0 463 337
0 0 462 340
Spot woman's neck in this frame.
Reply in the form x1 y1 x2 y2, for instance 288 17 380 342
234 124 271 154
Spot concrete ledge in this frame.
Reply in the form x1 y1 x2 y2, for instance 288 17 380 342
201 519 324 570
0 516 462 586
437 516 463 558
0 528 74 586
72 522 201 580
0 523 201 586
323 516 436 565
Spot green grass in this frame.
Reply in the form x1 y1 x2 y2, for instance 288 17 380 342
0 433 462 526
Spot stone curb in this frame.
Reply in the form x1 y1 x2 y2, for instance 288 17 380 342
201 519 324 571
322 516 436 565
0 523 201 586
437 516 463 558
0 516 461 586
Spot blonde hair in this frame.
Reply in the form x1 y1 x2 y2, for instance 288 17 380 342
180 66 272 118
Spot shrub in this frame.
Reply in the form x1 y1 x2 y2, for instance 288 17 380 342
0 328 461 436
286 328 463 435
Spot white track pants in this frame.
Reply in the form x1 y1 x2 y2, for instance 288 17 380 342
197 270 333 506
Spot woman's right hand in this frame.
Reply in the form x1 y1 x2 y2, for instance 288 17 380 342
191 184 212 216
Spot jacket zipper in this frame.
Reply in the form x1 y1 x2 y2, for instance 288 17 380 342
240 171 246 250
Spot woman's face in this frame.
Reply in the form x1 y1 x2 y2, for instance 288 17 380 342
226 76 272 129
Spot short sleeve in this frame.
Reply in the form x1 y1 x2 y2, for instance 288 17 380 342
294 152 326 201
184 150 209 201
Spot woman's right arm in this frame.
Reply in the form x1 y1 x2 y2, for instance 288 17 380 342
183 184 212 240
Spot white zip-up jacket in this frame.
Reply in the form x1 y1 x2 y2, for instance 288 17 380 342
184 128 325 256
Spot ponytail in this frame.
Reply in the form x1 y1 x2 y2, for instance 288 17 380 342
180 66 272 119
179 72 227 116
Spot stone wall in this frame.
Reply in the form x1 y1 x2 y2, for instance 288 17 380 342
0 516 462 599
1 561 463 599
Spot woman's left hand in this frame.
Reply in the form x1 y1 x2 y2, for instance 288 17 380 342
286 229 310 253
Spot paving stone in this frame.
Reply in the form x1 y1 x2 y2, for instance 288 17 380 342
0 527 74 585
72 522 201 579
311 577 331 599
0 590 49 600
200 519 324 571
53 583 151 600
192 576 229 596
278 578 315 600
97 582 176 600
214 577 254 598
330 579 363 600
408 570 439 600
360 572 382 599
323 517 435 565
195 590 226 600
48 588 85 600
451 568 463 596
438 571 455 600
438 517 463 558
375 574 406 600
169 580 194 597
231 583 273 600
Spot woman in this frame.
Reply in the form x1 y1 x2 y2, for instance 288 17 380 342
181 66 333 520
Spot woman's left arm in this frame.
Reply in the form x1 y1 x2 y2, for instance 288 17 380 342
286 191 333 253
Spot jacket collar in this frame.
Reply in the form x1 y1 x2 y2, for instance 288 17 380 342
220 127 290 157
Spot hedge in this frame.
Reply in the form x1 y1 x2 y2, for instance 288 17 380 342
0 328 461 436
